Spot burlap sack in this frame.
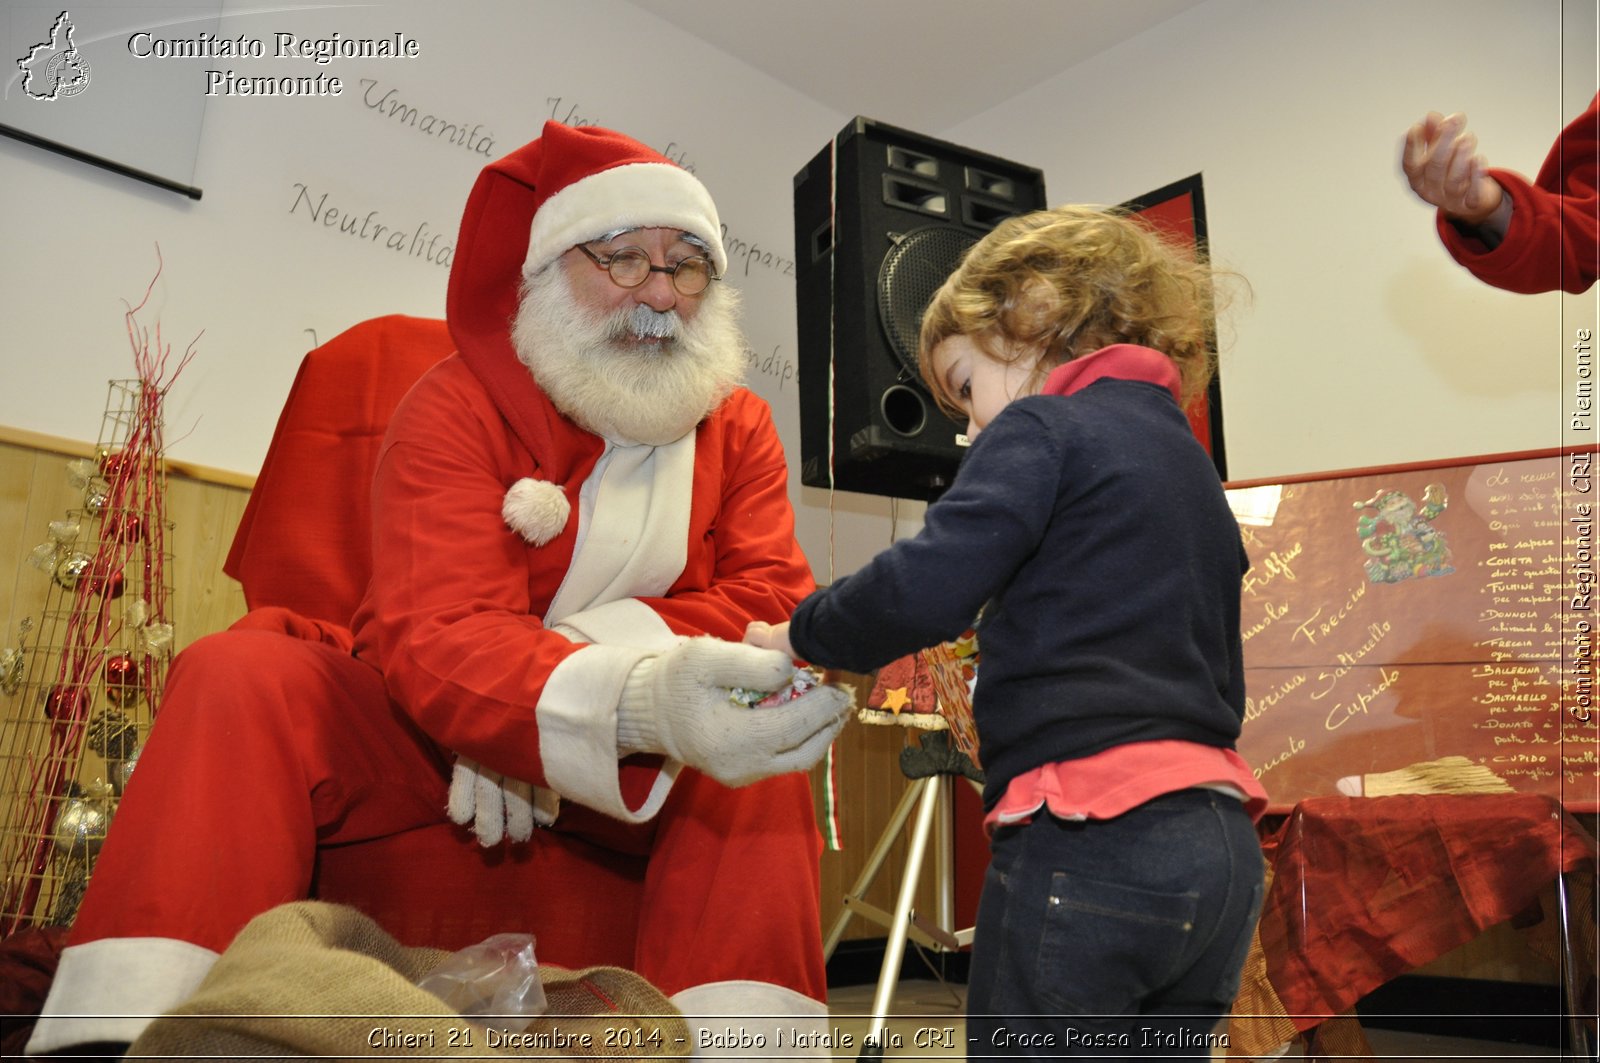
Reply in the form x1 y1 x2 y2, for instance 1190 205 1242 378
129 900 687 1060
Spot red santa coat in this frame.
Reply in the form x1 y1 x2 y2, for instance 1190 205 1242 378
351 355 814 821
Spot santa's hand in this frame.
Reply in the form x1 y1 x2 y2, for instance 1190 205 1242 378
617 637 851 787
446 756 548 846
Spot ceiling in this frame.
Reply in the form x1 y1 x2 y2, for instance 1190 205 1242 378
620 0 1210 132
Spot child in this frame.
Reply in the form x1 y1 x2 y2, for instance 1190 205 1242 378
746 205 1268 1058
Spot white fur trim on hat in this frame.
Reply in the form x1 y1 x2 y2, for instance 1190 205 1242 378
502 478 570 545
524 161 725 276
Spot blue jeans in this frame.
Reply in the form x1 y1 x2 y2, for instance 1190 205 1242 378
965 788 1264 1060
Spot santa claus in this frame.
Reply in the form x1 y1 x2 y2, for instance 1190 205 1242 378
29 122 850 1059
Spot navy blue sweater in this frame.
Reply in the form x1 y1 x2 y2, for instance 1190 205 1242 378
789 361 1248 809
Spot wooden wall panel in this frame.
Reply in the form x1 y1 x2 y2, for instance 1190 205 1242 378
0 443 86 651
161 473 251 650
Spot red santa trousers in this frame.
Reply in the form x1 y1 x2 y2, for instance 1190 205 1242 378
65 627 827 998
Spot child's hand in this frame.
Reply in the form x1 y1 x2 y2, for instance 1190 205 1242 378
744 620 795 658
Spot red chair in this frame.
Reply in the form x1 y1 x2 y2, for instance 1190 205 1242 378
223 315 646 958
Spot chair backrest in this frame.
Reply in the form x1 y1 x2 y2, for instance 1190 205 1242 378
223 315 454 628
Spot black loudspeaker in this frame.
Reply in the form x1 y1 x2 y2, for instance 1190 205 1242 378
793 118 1047 500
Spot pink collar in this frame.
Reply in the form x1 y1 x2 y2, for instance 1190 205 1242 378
1040 344 1181 402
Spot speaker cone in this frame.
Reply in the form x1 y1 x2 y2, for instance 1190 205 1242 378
876 225 978 383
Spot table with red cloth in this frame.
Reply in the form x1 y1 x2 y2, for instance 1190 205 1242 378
1227 794 1597 1059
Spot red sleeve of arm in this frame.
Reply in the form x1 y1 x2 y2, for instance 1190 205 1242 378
353 379 580 786
1438 93 1600 295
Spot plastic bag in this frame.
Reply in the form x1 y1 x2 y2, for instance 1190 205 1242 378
416 932 548 1033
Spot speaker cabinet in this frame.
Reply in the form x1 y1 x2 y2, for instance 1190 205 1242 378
793 118 1047 501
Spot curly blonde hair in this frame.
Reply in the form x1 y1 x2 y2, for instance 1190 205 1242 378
917 205 1233 416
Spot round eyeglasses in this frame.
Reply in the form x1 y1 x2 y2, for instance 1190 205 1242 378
576 244 722 296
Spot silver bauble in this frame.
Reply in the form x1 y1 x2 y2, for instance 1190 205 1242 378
54 552 91 591
52 794 112 862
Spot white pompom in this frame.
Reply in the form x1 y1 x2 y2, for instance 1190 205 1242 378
502 478 569 545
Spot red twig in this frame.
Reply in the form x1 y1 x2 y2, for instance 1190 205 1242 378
1 247 194 931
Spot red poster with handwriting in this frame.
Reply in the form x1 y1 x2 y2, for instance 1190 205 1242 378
1228 448 1599 811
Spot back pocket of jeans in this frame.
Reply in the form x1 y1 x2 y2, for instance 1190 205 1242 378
1036 870 1200 1016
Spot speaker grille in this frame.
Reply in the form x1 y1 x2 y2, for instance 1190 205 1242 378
877 226 977 380
794 118 1047 499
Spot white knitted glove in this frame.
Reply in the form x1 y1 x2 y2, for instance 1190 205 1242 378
617 637 851 788
446 756 560 847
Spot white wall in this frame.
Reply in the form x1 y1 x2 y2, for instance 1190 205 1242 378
2 0 1596 590
943 0 1599 483
0 0 876 578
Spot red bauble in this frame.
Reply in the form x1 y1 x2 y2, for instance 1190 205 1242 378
106 513 146 544
103 654 140 707
99 449 132 483
42 685 88 721
88 565 125 600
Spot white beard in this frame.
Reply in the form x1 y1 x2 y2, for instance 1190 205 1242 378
511 268 749 447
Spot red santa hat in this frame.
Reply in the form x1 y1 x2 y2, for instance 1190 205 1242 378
521 122 726 277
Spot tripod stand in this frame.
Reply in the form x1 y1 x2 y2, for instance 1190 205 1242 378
824 729 983 1059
